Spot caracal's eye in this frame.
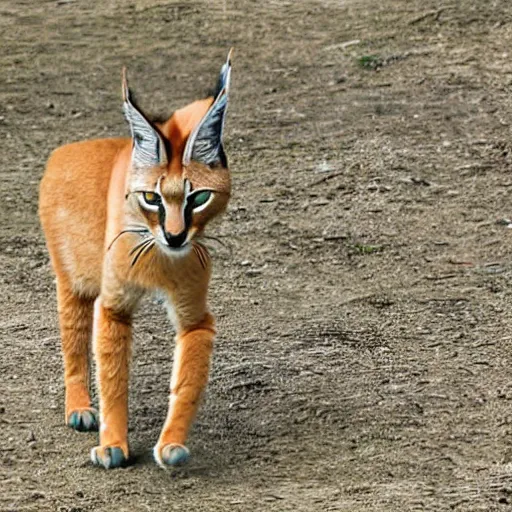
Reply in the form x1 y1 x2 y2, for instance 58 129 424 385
143 191 162 206
139 191 162 212
190 190 212 211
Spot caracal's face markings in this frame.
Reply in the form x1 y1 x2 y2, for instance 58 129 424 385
129 165 230 252
121 51 232 255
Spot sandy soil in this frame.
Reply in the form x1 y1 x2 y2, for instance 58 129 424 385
2 0 512 510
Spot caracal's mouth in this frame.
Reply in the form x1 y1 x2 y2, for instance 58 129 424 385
156 238 192 256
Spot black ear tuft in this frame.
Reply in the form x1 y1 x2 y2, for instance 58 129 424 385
182 50 232 167
122 68 168 168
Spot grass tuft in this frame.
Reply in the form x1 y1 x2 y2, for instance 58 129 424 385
358 54 383 70
352 243 383 254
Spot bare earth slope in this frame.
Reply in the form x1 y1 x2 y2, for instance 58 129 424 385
1 1 512 510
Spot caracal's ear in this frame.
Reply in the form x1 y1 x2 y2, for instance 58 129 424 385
182 49 232 167
122 67 168 168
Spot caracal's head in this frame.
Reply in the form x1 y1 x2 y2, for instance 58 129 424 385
122 51 232 254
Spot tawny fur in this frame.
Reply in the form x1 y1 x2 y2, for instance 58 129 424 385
39 67 231 467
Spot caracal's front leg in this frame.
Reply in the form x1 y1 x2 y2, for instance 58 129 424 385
154 312 215 467
154 254 215 468
90 299 135 469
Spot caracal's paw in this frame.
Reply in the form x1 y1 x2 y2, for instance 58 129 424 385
90 445 129 469
153 443 190 468
67 408 99 432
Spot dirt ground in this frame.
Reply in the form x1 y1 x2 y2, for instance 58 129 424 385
2 0 512 510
